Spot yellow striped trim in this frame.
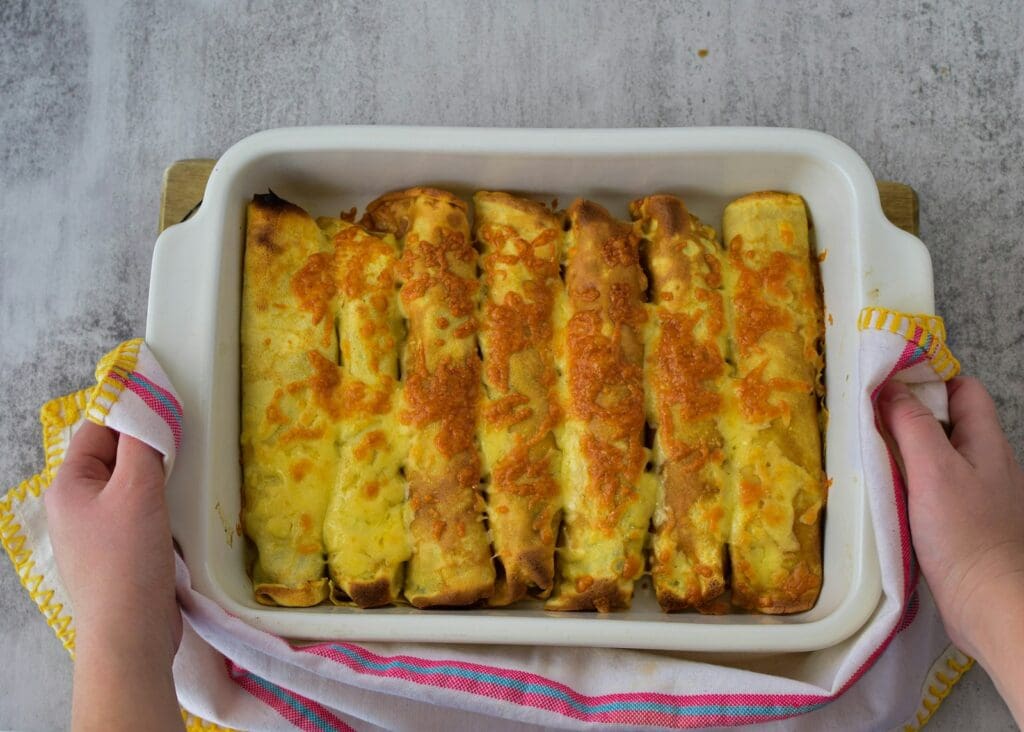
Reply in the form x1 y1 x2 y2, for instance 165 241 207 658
858 307 961 381
40 390 90 480
902 647 975 730
0 472 76 655
182 709 239 731
86 338 144 424
2 389 92 656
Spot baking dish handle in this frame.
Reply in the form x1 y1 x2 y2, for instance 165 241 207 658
145 214 216 545
862 219 951 422
146 215 215 366
862 220 937 316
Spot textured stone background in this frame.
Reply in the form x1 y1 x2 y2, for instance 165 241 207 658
1 1 1021 729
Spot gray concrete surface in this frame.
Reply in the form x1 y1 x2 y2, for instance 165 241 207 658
1 1 1021 729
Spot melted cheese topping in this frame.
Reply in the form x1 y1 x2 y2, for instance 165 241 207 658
632 195 731 611
546 199 656 613
365 188 495 608
241 193 338 607
321 222 411 608
474 192 564 605
241 188 825 615
722 192 825 614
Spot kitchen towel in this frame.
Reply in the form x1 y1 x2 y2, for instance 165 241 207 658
2 309 971 731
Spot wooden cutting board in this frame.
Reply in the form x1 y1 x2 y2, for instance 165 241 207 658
159 158 919 235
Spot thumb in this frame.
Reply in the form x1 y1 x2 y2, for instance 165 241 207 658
877 379 960 487
44 421 118 513
110 434 166 494
58 421 118 483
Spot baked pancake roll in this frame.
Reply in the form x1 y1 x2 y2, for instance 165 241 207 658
547 199 656 612
474 192 564 605
241 193 338 606
365 188 495 607
321 221 410 608
631 195 731 611
722 192 825 614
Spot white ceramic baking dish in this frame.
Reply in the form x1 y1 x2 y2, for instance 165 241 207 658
148 126 934 652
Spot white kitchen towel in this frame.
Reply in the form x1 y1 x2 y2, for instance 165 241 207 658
3 311 972 732
2 339 183 657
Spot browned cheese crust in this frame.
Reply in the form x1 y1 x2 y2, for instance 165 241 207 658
474 191 565 605
241 192 339 607
722 191 825 614
631 194 731 612
364 188 496 608
320 217 410 609
546 199 656 612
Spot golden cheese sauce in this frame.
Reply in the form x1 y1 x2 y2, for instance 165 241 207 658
547 199 655 613
241 193 339 608
241 187 825 616
474 192 564 606
722 192 825 614
402 349 479 460
633 194 731 612
291 251 337 328
366 187 495 609
321 219 411 608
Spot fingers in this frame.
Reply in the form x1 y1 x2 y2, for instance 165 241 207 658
59 421 118 483
948 376 1000 425
877 379 961 487
946 377 1010 467
111 435 166 492
45 422 118 513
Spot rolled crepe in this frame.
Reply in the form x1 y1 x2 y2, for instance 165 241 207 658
631 195 731 611
722 191 825 614
547 199 656 612
473 191 564 605
321 220 410 608
241 192 337 607
365 187 495 607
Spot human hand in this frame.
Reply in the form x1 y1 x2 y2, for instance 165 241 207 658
44 421 181 658
878 377 1024 691
45 421 184 731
